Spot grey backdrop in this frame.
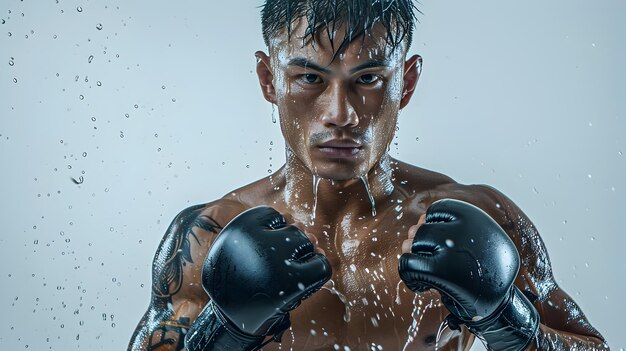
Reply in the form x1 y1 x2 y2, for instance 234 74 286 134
1 0 624 349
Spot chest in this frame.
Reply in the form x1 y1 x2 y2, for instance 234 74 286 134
263 210 467 350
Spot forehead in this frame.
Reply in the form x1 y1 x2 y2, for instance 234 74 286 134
269 17 406 66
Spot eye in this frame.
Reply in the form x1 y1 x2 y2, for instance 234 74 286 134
356 74 380 85
300 73 321 84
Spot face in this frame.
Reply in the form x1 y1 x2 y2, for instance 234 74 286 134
256 19 421 181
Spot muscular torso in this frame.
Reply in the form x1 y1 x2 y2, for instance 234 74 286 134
217 160 477 350
130 158 607 351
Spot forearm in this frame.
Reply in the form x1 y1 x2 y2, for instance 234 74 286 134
525 324 609 351
128 308 190 351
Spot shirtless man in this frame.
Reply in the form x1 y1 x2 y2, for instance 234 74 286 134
128 1 608 350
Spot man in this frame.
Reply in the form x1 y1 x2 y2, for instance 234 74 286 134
128 0 608 350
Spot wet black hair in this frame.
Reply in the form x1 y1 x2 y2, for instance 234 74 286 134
261 0 420 56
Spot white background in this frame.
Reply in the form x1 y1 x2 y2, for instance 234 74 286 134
1 0 624 349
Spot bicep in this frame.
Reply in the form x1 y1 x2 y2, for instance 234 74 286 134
128 201 242 350
479 185 606 342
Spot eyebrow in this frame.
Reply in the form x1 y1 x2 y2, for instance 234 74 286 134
287 57 392 74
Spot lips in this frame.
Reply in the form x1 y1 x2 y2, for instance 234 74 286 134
316 139 363 158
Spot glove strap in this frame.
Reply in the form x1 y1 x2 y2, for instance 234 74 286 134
184 301 289 351
462 287 540 351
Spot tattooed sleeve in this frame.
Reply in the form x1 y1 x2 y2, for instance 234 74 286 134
128 204 222 351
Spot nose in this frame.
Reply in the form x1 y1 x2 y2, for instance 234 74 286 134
320 82 359 128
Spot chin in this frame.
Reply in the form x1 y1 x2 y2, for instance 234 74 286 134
310 161 369 181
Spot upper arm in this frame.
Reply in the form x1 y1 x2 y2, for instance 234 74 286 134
128 199 247 351
471 184 607 346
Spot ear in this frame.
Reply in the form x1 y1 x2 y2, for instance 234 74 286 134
255 51 277 104
399 54 422 109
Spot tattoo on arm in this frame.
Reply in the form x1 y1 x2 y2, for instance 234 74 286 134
128 204 223 351
153 204 222 298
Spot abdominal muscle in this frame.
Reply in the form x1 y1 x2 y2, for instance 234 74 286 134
260 221 471 351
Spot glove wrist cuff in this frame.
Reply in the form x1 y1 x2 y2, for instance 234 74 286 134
465 287 540 351
184 301 264 351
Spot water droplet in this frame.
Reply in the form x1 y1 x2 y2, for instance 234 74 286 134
8 60 14 66
79 95 84 100
587 174 592 179
13 78 17 83
82 152 87 157
77 6 83 12
271 104 277 123
91 117 96 122
7 32 12 37
88 55 93 63
125 113 130 118
171 98 176 102
445 239 455 247
96 23 103 30
161 85 166 89
96 81 102 86
360 175 377 216
134 104 139 109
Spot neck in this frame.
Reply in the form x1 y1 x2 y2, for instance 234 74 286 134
278 148 395 227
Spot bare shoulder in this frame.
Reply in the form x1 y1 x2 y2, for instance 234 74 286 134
218 173 280 208
393 159 501 207
393 158 517 227
392 158 457 191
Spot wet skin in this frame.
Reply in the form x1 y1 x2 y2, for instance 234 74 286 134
128 20 607 351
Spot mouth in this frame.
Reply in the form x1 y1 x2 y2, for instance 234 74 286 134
316 139 363 158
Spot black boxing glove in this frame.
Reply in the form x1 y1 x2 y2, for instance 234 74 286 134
398 199 539 351
185 206 332 351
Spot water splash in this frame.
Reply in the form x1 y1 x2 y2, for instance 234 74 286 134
360 175 377 217
321 280 351 322
402 297 436 351
311 174 321 224
395 280 404 305
434 318 449 350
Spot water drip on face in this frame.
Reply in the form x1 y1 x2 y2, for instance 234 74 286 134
360 175 377 217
